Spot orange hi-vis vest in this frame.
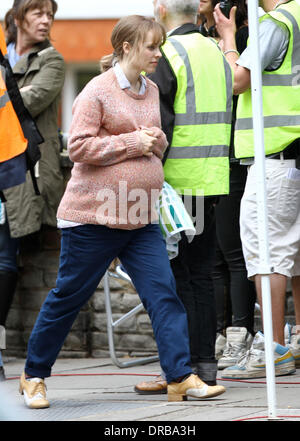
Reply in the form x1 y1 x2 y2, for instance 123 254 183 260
0 24 27 163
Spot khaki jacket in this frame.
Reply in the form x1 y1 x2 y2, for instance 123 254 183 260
4 40 65 238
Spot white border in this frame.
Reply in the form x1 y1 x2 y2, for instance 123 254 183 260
0 0 154 20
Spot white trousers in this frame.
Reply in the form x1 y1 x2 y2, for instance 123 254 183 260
240 159 300 279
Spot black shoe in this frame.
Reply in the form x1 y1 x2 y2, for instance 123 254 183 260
0 366 6 381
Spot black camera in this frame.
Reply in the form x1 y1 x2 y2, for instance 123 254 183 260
219 0 233 18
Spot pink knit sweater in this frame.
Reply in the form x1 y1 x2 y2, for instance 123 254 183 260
57 68 168 229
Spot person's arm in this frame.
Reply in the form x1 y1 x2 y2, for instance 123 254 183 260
214 5 250 94
214 4 290 95
19 48 65 118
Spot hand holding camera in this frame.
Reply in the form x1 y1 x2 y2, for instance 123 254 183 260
219 0 233 18
213 1 237 42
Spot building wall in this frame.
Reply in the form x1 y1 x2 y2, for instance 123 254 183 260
52 19 117 62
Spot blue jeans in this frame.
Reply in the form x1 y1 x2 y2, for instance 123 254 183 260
25 223 192 383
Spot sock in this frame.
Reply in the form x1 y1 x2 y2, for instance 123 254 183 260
173 374 191 383
25 373 44 380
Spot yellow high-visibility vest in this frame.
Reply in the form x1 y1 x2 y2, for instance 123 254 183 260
161 33 232 196
235 1 300 158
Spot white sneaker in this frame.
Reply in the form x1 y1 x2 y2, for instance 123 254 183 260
218 327 253 370
19 372 50 409
215 333 226 360
286 325 300 367
221 331 296 379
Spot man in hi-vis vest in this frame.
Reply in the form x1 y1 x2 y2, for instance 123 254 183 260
215 0 300 380
135 0 233 395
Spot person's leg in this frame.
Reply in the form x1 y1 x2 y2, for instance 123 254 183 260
185 198 217 363
292 275 300 331
25 225 126 379
215 190 256 334
170 197 219 384
0 220 19 326
221 161 299 379
287 275 300 365
240 161 299 343
0 220 19 379
255 273 287 346
212 242 232 335
119 223 192 384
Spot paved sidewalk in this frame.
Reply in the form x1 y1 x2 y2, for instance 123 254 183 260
1 357 300 423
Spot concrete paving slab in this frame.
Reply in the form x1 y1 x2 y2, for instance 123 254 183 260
1 357 300 423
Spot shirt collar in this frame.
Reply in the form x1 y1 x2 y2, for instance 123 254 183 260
113 62 147 95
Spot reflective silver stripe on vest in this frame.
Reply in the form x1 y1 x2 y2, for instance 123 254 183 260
175 111 232 125
222 54 233 113
236 114 300 130
168 37 232 126
0 90 9 108
0 65 6 82
167 145 229 159
0 65 10 108
262 7 300 86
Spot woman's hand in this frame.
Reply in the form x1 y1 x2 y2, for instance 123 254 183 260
139 129 158 157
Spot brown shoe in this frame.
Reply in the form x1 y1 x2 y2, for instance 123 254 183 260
167 374 225 402
134 375 167 395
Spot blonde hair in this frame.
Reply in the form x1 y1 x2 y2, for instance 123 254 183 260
100 15 166 72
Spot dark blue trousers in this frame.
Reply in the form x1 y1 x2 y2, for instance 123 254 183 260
25 223 192 383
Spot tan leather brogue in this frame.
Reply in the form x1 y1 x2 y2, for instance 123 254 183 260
134 375 167 394
167 374 225 402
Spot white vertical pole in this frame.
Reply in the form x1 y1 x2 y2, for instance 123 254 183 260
61 65 76 133
247 0 277 419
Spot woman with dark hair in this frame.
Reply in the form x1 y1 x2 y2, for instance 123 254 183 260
19 14 226 410
4 0 58 46
0 0 64 380
199 0 248 46
198 0 257 368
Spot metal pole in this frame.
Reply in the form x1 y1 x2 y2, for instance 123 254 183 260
247 0 277 419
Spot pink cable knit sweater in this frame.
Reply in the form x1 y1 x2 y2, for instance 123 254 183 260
57 68 168 229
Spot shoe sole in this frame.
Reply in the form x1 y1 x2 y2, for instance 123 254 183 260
134 386 167 395
218 361 237 370
168 386 226 402
221 363 296 380
291 355 300 367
